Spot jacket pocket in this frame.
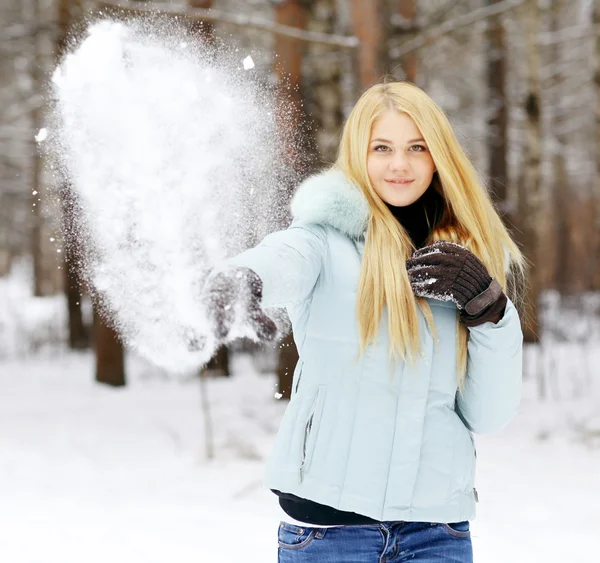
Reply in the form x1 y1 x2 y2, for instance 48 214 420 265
293 360 304 395
299 385 327 483
467 432 477 495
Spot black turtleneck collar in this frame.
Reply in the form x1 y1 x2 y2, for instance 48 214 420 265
384 184 444 249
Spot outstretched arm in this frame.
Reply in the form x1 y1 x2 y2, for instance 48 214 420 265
212 221 327 309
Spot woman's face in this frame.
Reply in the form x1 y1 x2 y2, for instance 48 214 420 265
367 110 436 207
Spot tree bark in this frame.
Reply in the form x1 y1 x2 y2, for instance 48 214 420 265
93 307 125 387
57 0 89 349
350 0 386 89
187 0 215 45
549 0 568 294
57 1 125 377
485 0 509 215
301 0 345 162
60 184 89 349
273 0 313 396
594 0 600 289
274 0 313 170
206 344 230 377
395 0 418 82
185 0 230 375
31 0 44 296
516 0 542 342
549 0 595 294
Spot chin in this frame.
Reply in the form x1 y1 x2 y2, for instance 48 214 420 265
383 190 421 207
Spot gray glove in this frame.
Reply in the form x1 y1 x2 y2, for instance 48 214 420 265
201 267 277 343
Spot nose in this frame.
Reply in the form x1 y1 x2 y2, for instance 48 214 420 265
390 152 409 172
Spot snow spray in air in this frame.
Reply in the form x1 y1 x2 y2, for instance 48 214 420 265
48 18 308 372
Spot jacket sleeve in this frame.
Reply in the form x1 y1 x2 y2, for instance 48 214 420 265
455 297 523 434
212 221 327 309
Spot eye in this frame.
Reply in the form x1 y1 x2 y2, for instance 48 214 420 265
374 145 390 152
409 145 426 152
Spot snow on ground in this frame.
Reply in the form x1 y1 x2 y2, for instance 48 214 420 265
0 351 285 563
0 262 67 359
1 347 599 563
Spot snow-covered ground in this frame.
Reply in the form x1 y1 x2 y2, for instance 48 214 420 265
1 347 599 563
2 261 599 562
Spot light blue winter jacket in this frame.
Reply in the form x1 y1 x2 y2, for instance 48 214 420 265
221 169 523 523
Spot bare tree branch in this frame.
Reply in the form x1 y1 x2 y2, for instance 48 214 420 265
95 0 359 49
539 24 589 46
389 0 526 58
390 0 470 30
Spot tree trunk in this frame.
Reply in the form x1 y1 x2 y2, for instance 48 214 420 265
56 1 124 377
187 0 226 374
549 1 595 294
273 0 312 396
560 3 594 294
516 0 542 342
533 0 557 294
31 0 44 296
548 0 568 295
395 0 418 82
275 0 313 171
93 306 125 386
206 344 230 376
594 0 600 290
60 184 90 349
350 0 386 89
302 0 345 162
57 0 89 348
187 0 215 45
485 0 509 215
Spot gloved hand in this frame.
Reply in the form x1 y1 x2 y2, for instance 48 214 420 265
406 241 507 326
200 266 278 344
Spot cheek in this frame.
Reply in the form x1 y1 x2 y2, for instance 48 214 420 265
420 156 436 176
366 157 375 178
367 156 383 181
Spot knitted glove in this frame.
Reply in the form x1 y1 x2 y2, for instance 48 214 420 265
406 241 507 326
200 266 278 343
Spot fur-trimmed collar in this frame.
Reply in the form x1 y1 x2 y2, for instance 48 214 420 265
290 168 513 275
290 168 370 238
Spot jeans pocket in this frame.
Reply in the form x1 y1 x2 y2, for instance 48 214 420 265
441 521 471 538
278 522 319 550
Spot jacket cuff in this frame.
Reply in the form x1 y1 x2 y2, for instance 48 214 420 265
460 290 507 327
463 279 503 315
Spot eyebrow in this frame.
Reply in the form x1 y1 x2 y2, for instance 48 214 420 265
370 137 426 144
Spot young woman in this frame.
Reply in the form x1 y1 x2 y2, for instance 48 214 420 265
202 81 525 562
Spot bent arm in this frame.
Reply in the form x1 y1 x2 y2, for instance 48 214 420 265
456 298 523 434
213 221 327 309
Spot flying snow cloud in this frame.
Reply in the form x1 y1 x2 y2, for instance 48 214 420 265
48 18 304 372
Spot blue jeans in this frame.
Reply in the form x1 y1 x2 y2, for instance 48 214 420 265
277 520 473 562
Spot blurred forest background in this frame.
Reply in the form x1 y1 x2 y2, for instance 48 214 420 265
1 0 599 405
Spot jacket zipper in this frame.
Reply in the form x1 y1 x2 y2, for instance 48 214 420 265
299 410 315 483
294 364 303 394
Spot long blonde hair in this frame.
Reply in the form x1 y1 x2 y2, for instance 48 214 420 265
335 81 526 387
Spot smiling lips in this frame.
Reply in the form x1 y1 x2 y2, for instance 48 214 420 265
385 178 414 184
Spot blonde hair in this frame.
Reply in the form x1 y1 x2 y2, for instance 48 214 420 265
335 81 526 388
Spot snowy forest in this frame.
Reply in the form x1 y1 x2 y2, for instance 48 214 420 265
1 0 599 562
